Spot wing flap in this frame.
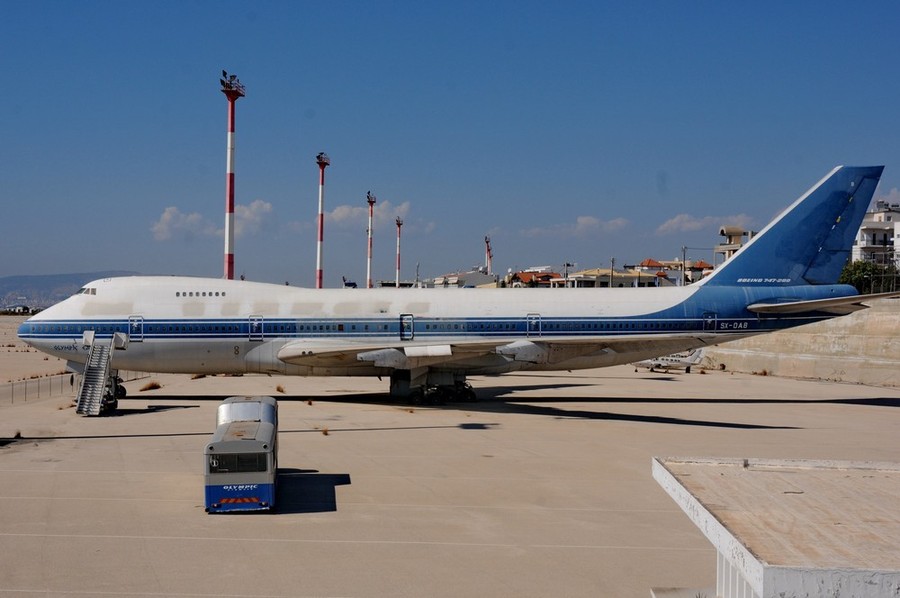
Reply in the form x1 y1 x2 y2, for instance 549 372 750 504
277 338 503 368
277 334 720 370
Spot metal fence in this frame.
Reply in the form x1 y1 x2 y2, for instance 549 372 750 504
2 370 147 406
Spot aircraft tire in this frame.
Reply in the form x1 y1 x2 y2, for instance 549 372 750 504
409 389 425 406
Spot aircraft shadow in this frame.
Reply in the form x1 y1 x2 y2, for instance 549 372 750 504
5 422 500 445
135 384 584 405
135 388 790 429
111 404 200 416
10 430 212 441
478 402 791 429
132 384 900 431
275 469 351 514
471 391 900 409
278 423 500 435
298 387 797 430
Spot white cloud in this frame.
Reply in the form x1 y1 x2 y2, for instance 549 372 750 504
234 199 272 238
151 207 216 241
152 200 273 241
521 216 629 238
656 213 753 235
325 199 411 229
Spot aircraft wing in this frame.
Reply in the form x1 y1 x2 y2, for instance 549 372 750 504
747 291 900 316
277 334 715 369
277 338 505 369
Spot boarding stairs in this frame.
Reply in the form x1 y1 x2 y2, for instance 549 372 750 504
75 339 113 416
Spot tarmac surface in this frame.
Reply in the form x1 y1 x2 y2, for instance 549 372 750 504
1 316 899 597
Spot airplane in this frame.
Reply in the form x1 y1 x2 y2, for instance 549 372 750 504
17 165 899 413
632 348 703 373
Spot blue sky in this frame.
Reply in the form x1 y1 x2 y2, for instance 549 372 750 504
3 1 900 286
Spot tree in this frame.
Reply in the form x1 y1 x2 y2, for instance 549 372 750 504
839 259 899 293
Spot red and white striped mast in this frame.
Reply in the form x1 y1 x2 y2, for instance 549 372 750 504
315 152 330 289
394 217 403 288
366 191 376 288
220 70 245 280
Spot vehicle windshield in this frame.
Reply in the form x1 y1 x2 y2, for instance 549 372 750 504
208 453 267 473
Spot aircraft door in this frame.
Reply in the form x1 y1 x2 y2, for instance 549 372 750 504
400 314 414 341
249 316 264 341
527 313 541 337
703 312 717 332
128 316 143 342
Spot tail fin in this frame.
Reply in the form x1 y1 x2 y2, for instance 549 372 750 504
700 165 883 287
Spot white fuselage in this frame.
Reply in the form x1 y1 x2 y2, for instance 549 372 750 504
19 276 744 376
18 274 850 384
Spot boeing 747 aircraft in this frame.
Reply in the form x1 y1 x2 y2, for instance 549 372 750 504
17 166 895 413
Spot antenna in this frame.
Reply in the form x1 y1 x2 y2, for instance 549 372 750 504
315 152 330 288
220 70 245 280
366 191 377 289
395 217 403 288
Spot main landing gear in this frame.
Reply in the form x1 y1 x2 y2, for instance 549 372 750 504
411 381 477 405
390 370 477 405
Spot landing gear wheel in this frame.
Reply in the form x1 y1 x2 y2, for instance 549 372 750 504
422 387 446 406
455 381 477 402
408 388 426 406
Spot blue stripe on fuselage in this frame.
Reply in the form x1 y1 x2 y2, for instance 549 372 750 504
17 284 852 346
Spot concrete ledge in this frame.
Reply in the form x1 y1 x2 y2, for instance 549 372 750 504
650 586 715 598
705 298 900 387
652 457 900 598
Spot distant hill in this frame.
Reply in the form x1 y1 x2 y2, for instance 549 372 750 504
1 271 139 308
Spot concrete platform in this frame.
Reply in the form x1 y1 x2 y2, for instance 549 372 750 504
653 457 900 597
1 359 899 597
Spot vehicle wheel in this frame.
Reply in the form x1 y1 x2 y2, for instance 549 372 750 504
424 388 446 405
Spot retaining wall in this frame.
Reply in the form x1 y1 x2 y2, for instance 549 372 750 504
704 299 900 387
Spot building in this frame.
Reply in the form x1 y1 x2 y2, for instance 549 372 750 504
715 226 756 262
433 267 499 288
852 199 900 266
507 268 560 288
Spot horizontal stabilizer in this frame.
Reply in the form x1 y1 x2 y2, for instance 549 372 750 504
747 291 900 315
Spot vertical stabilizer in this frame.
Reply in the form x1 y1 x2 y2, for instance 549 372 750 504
701 166 883 287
